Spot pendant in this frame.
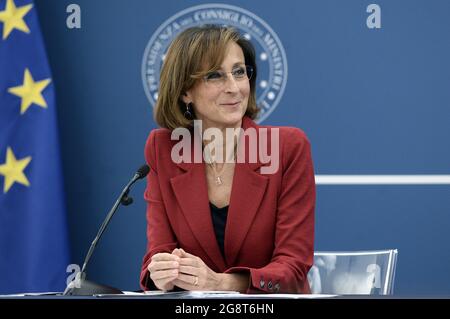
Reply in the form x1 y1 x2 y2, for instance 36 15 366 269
215 176 223 185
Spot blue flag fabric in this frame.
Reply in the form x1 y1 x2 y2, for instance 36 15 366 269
0 0 70 294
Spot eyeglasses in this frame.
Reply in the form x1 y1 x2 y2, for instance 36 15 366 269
203 65 253 87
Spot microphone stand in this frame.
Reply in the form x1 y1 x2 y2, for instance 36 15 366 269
63 166 148 296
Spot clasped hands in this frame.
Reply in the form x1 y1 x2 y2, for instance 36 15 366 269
147 248 223 292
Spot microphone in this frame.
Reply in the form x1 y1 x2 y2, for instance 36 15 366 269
63 164 150 296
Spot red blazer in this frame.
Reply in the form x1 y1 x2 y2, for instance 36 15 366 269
140 116 316 293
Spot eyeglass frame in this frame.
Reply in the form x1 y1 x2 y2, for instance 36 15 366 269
202 64 254 87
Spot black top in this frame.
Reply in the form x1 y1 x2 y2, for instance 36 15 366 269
209 202 229 257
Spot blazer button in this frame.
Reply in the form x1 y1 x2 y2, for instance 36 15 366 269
259 278 265 288
267 281 273 290
274 283 280 292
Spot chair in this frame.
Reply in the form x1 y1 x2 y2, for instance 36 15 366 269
307 249 398 295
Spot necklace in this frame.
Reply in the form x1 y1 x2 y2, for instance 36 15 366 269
205 142 238 186
208 162 226 186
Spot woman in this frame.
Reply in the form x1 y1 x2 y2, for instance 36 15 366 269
140 25 315 293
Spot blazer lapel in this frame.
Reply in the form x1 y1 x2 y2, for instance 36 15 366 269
225 117 269 266
225 162 268 266
170 134 226 271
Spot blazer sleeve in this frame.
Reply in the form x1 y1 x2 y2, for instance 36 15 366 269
225 128 316 293
140 130 178 291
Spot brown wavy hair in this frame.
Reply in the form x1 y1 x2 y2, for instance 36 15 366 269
154 24 259 130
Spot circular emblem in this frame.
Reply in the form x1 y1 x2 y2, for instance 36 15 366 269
142 3 288 123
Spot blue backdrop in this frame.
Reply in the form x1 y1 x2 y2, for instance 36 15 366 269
33 0 450 295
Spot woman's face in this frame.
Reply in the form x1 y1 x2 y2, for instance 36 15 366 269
182 41 250 130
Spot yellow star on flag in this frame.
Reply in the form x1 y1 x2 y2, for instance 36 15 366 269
0 0 33 40
8 68 51 115
0 147 32 193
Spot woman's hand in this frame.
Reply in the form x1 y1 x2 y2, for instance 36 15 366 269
147 250 180 291
172 249 223 291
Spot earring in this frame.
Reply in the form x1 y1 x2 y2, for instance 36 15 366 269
184 102 194 120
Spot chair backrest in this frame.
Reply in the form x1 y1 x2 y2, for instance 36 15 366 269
307 249 398 295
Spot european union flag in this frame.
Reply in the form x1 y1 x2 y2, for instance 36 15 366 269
0 0 70 294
